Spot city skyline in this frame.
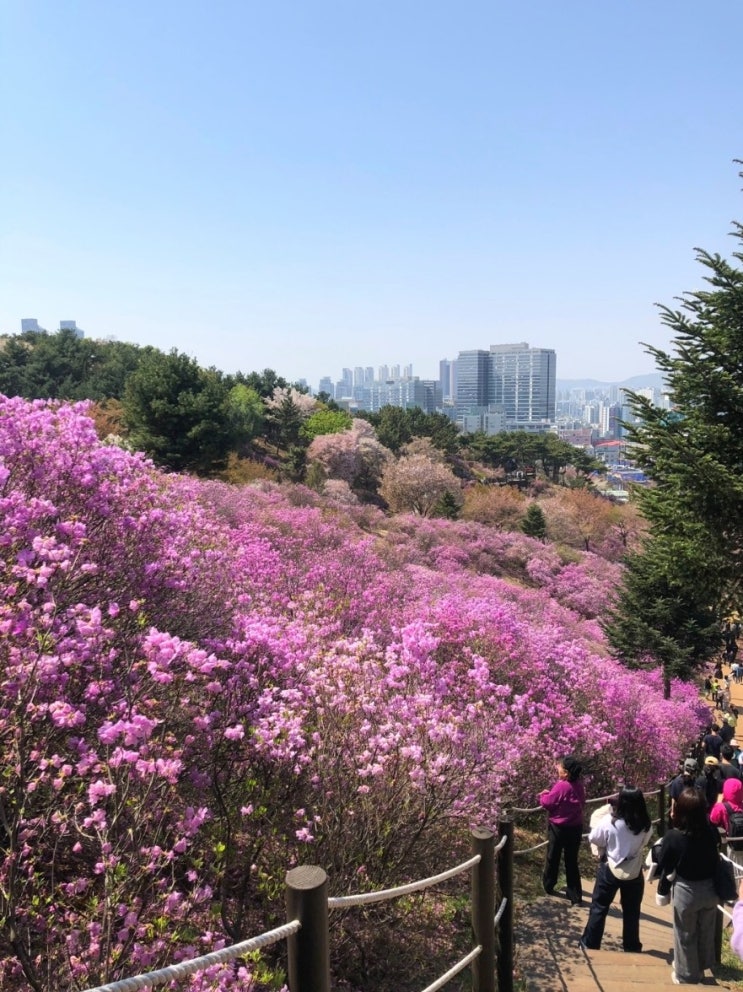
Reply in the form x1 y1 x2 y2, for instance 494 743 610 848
6 315 667 394
3 2 742 388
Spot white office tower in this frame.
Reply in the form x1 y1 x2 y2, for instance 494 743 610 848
456 342 556 430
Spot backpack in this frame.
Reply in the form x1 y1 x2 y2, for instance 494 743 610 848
724 802 743 849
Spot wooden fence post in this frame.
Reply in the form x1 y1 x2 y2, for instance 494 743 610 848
285 865 330 992
657 783 667 836
497 817 514 992
471 827 496 992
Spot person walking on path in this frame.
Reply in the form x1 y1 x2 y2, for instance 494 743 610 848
703 724 723 759
698 756 723 810
710 777 743 868
657 787 721 985
580 786 653 953
539 755 586 906
669 758 701 820
720 744 742 782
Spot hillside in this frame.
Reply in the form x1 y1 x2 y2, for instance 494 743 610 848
0 396 705 991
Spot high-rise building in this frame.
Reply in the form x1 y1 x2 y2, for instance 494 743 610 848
439 359 457 403
455 350 491 413
455 342 556 429
362 378 442 414
336 368 354 398
21 318 46 333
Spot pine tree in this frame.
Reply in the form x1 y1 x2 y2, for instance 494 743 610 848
604 208 743 689
521 502 547 541
436 490 461 520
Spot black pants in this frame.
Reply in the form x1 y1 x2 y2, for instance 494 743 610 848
581 860 644 951
543 822 583 903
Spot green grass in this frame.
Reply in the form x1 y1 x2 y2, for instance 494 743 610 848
718 923 743 989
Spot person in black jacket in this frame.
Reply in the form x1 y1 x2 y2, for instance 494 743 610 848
697 756 723 810
657 787 720 985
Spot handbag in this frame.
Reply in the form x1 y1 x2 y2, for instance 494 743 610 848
645 841 662 882
713 856 738 902
589 804 612 857
608 846 645 881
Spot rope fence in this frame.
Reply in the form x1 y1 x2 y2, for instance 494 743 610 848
419 945 482 992
327 853 481 909
81 779 699 992
286 826 512 992
84 827 514 992
82 921 301 992
510 781 669 857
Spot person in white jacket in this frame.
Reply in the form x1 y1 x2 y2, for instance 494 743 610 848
579 786 654 953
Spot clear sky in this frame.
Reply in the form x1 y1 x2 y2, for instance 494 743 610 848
2 1 742 390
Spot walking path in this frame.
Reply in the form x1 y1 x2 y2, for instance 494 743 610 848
515 879 728 990
513 660 743 991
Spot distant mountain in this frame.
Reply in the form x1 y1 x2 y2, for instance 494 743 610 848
557 373 667 391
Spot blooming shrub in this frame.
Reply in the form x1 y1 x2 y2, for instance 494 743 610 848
0 397 707 990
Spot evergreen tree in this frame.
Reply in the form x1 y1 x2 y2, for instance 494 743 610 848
435 490 461 520
604 210 743 687
521 503 547 540
122 349 235 474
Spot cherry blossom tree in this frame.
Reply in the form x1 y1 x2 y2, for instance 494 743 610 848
379 453 463 517
306 420 391 496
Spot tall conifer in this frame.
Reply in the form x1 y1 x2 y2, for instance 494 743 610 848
605 208 743 691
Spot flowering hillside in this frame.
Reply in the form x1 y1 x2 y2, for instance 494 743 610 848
0 397 705 990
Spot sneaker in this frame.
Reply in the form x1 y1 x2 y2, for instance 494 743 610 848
671 971 680 985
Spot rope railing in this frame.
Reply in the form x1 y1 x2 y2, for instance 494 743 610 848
513 839 548 856
284 827 512 992
419 945 482 992
493 896 508 927
510 786 662 817
83 828 512 992
81 920 301 992
511 782 668 856
327 853 481 909
81 776 673 992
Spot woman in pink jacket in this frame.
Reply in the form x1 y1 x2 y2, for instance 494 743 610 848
539 755 586 905
709 777 743 867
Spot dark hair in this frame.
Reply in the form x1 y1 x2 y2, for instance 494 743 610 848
722 743 735 760
559 755 582 783
614 786 651 835
673 786 709 834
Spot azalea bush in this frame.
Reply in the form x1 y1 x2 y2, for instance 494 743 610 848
0 396 707 991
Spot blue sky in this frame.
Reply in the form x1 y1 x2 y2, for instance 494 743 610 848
2 1 742 390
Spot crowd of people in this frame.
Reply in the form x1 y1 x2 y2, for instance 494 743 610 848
534 636 743 984
538 737 743 984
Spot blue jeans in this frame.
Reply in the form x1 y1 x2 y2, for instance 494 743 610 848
581 860 644 951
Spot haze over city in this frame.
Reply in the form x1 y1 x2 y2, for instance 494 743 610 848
3 1 742 387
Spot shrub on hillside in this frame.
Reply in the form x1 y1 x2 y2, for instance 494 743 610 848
0 396 707 990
